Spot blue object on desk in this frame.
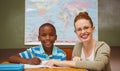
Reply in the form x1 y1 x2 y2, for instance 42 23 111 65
0 64 24 71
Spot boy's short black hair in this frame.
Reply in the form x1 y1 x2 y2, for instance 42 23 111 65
39 23 56 34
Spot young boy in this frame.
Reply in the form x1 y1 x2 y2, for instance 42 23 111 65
9 23 66 65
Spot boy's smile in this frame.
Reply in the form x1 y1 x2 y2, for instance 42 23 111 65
38 25 57 51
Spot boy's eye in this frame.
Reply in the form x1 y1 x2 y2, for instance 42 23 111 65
40 33 56 36
49 34 56 36
40 33 46 36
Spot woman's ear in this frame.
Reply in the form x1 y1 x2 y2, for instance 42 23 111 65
92 26 95 31
74 30 77 34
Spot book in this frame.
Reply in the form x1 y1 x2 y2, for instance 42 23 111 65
24 61 50 68
0 64 24 71
24 61 69 69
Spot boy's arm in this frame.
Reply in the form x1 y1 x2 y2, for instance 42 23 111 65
8 54 29 64
8 54 41 65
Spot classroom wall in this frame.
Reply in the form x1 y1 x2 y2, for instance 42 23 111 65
98 0 120 46
0 0 120 49
0 0 26 49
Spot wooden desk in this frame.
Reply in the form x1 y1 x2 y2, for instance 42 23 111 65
1 61 85 71
24 68 86 71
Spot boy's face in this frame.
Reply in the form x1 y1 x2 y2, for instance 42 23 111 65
38 26 57 49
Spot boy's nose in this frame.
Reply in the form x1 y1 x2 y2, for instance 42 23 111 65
46 35 50 39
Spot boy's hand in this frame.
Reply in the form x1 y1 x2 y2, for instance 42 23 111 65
28 57 41 65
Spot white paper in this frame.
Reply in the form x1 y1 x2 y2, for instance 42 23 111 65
24 61 51 68
24 61 69 69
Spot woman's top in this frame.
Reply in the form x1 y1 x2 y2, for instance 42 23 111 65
72 41 111 71
81 47 94 61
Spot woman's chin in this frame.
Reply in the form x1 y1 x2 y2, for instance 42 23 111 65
80 38 89 42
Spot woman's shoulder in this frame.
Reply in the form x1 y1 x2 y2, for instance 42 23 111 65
95 41 110 50
73 42 83 50
75 41 83 46
96 41 109 46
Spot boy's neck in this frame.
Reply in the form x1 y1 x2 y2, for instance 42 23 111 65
44 47 53 55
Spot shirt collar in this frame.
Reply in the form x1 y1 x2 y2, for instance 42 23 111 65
39 45 45 54
39 45 58 55
52 46 57 55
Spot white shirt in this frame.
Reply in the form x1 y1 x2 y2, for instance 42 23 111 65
81 47 94 61
81 47 94 71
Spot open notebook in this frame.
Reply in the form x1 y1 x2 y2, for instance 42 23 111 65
24 61 50 68
24 61 68 69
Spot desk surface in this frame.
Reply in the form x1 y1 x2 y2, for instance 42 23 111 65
24 68 86 71
1 61 85 71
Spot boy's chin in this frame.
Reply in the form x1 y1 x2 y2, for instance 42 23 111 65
45 45 53 48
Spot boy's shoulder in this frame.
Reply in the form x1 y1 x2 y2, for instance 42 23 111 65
54 46 65 53
54 46 62 50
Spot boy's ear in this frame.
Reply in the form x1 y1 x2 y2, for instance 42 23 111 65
55 35 57 40
38 36 41 41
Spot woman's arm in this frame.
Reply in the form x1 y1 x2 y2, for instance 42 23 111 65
48 42 111 71
46 59 76 67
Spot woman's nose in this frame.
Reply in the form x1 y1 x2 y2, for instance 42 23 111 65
81 29 86 33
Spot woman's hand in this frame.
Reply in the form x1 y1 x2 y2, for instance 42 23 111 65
28 57 41 65
46 59 76 67
72 56 82 62
46 59 60 67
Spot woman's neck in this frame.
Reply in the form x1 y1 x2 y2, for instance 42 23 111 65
83 39 95 50
83 39 96 58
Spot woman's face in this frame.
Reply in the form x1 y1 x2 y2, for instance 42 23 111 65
74 19 95 42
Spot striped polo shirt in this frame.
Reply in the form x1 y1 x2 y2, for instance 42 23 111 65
19 45 66 61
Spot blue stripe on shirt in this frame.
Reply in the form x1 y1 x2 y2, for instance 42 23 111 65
50 55 66 60
19 45 66 61
26 50 32 59
20 52 26 58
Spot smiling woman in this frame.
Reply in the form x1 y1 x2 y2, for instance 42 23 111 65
45 12 111 71
74 12 95 43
